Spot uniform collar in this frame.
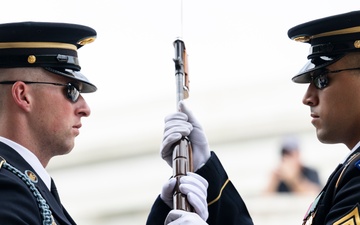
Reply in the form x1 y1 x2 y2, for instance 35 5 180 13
0 136 51 190
342 141 360 164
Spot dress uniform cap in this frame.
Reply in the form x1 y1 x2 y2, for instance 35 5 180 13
0 21 97 93
288 11 360 83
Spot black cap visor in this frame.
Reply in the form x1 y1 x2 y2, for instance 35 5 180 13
44 67 97 93
292 54 344 83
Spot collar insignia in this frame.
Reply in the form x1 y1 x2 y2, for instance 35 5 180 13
25 170 38 183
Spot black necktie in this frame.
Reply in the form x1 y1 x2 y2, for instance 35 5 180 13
51 178 61 204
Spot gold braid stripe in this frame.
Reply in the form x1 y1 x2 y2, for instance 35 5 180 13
313 26 360 39
0 42 77 51
208 178 230 206
293 26 360 42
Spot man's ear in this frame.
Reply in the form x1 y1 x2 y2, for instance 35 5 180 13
11 82 31 112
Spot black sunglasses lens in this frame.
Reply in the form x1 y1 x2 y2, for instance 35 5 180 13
314 73 329 89
66 83 80 102
312 70 329 89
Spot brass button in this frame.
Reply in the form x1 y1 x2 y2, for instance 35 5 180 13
27 55 36 64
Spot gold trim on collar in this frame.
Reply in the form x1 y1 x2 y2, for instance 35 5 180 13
336 153 360 188
0 42 77 50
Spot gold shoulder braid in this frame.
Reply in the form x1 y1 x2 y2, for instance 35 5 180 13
336 153 360 188
0 157 56 225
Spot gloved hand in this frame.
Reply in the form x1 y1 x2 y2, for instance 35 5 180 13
161 101 211 171
165 210 209 225
160 172 209 221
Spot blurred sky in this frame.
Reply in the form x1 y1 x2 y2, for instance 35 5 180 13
3 1 358 107
1 1 358 154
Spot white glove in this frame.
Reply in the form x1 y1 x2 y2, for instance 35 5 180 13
160 172 209 221
165 210 209 225
161 101 211 171
160 177 176 208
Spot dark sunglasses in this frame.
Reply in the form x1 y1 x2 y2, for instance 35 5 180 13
0 81 80 102
311 67 360 89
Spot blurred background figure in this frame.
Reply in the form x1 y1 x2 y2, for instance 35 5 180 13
264 136 322 195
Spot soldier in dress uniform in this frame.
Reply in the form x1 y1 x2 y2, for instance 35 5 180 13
288 10 360 225
0 21 97 224
147 10 360 225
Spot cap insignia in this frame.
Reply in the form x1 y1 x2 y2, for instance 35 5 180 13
293 36 311 42
78 37 96 46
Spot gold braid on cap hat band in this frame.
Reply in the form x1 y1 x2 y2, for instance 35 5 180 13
293 26 360 42
0 42 77 51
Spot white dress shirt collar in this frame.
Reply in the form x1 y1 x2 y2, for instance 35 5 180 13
342 141 360 164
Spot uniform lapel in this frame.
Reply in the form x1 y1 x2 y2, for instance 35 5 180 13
0 142 76 224
51 178 61 203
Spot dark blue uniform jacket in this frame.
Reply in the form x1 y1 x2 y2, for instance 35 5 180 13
303 148 360 225
0 142 75 225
